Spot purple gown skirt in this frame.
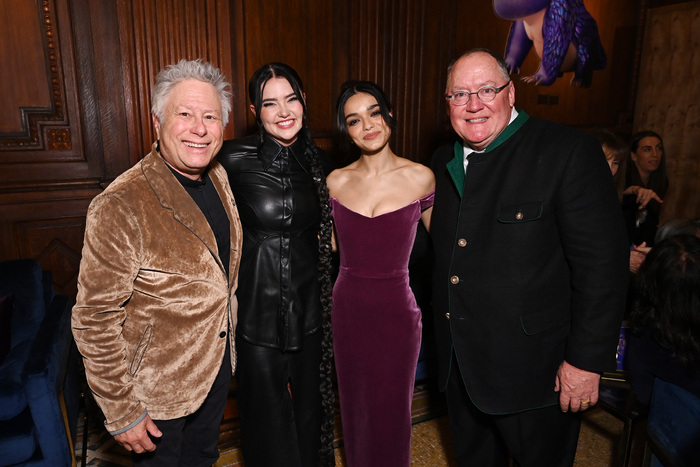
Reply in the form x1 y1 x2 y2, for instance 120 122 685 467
331 192 434 467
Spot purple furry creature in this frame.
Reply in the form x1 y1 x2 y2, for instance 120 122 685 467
494 0 607 87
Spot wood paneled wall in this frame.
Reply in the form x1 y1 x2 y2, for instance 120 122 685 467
330 0 455 164
115 0 234 169
0 0 106 296
2 0 696 299
634 1 700 223
232 0 337 148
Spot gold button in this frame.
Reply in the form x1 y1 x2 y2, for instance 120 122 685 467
515 212 524 220
445 312 450 320
450 275 459 284
457 238 467 247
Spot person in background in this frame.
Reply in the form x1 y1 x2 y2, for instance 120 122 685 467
654 217 700 244
625 217 700 276
626 235 700 405
590 128 626 182
630 216 700 270
327 80 434 467
72 59 241 466
217 63 335 467
430 48 629 466
590 128 648 275
621 130 668 248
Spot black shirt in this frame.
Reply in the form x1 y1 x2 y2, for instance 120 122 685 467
169 166 231 277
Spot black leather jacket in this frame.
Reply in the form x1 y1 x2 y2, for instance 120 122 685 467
217 134 332 351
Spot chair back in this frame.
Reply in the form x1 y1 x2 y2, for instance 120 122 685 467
646 378 700 467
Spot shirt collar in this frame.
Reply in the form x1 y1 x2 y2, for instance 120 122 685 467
167 164 209 187
482 108 528 153
463 107 523 157
447 109 529 198
259 135 310 173
157 144 209 187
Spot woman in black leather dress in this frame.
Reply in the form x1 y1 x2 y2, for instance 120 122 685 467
217 63 335 466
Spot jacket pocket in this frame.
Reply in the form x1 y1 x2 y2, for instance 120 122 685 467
128 325 153 376
497 202 543 223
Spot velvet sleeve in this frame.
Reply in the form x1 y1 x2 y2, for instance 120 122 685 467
71 193 146 434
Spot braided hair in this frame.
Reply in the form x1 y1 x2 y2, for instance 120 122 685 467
248 63 336 465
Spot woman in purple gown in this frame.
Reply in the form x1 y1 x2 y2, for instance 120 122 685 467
327 81 435 466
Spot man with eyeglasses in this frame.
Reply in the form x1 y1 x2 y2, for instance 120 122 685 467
429 48 628 466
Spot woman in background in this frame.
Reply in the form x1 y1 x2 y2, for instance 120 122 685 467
621 130 668 247
590 127 626 182
327 80 434 466
590 128 648 274
217 63 335 466
626 235 700 405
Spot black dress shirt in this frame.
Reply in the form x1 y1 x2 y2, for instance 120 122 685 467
218 134 333 351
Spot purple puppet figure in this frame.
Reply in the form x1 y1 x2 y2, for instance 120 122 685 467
494 0 607 87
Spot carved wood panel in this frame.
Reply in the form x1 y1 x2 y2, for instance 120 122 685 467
0 0 109 296
0 0 95 181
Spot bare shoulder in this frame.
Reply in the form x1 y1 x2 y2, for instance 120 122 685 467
327 165 357 196
326 169 343 196
399 159 435 192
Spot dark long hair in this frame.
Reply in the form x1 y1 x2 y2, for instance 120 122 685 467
630 235 700 373
626 130 669 211
248 63 336 465
335 80 397 159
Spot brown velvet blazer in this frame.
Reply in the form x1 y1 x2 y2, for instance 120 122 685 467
72 145 242 434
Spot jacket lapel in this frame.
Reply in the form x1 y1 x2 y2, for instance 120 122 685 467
447 141 465 198
446 111 531 198
209 161 241 286
140 148 219 260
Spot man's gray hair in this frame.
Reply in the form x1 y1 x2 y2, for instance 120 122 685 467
151 59 232 127
446 48 510 92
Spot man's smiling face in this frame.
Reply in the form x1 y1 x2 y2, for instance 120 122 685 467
446 52 515 151
153 79 224 180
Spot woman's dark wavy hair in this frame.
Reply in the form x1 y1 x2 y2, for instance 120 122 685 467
625 130 668 214
335 80 397 159
630 235 700 374
248 62 336 465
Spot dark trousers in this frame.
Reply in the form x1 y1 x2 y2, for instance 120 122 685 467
446 353 581 467
235 332 323 467
133 344 232 467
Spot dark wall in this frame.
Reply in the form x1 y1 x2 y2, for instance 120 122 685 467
0 0 654 296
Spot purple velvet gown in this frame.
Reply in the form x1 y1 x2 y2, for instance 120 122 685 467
330 191 434 467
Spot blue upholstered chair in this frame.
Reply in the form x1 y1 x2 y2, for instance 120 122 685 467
598 324 648 467
0 259 81 466
644 378 700 467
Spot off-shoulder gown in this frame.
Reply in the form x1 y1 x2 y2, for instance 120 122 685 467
330 191 435 467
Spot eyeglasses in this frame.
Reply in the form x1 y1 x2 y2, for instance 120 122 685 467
446 81 511 106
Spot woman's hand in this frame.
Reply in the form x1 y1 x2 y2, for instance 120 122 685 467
634 187 663 209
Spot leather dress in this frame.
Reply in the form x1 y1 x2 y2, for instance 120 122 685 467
217 134 332 351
